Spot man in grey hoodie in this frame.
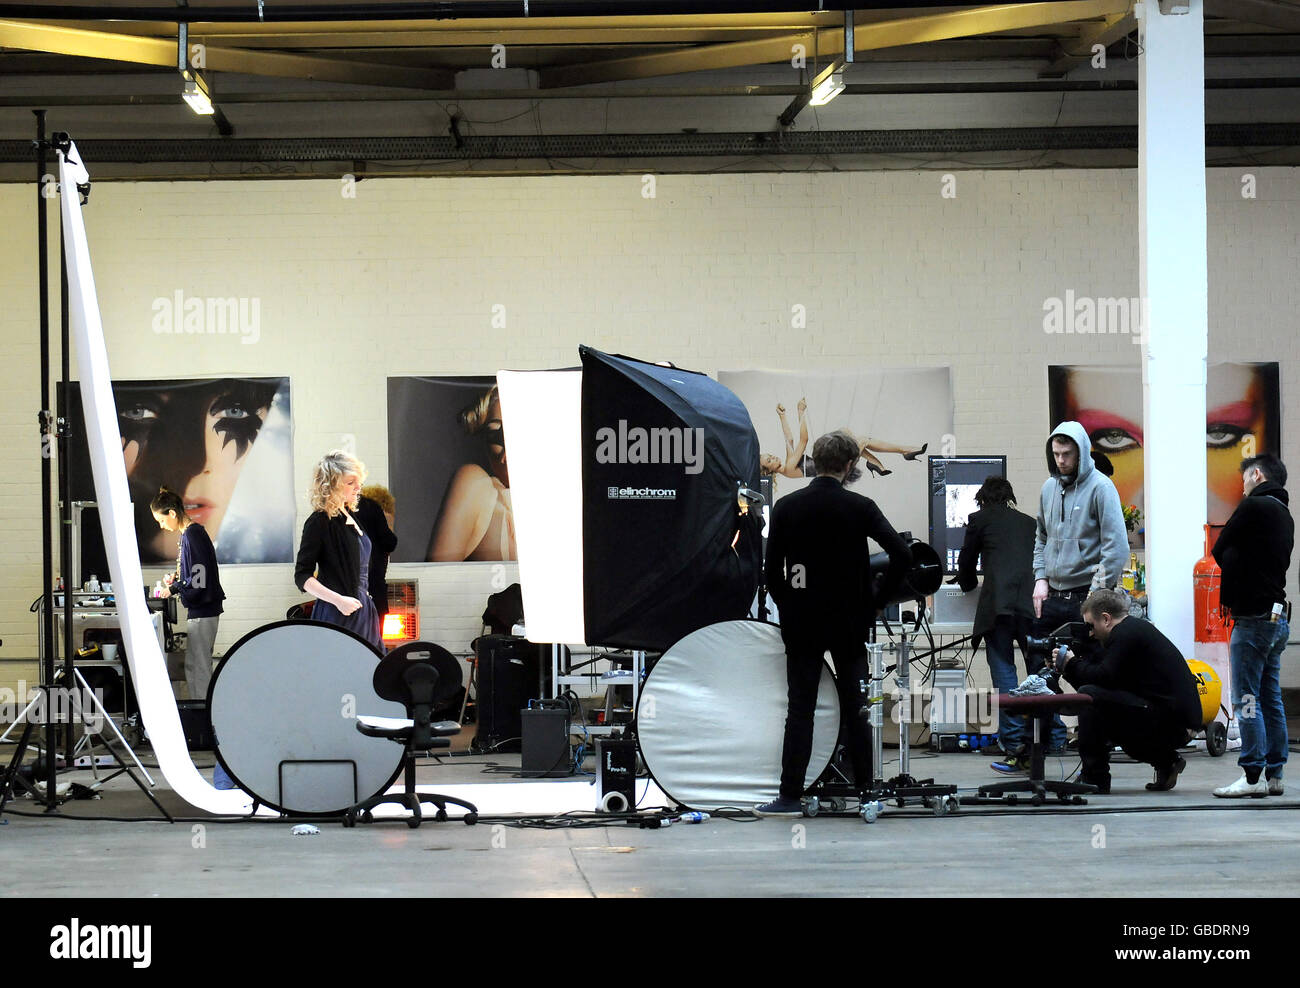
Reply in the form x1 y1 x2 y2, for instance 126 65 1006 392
1020 421 1128 759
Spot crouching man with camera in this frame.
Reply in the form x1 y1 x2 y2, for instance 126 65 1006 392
1053 589 1202 794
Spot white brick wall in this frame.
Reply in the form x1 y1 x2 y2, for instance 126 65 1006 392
1 168 1297 694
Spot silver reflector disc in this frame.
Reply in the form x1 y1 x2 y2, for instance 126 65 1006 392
210 621 406 815
636 619 840 811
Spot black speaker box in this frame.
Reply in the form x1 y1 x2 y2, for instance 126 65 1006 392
521 707 571 777
473 635 539 753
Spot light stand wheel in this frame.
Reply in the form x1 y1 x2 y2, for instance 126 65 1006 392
803 796 819 818
861 801 880 824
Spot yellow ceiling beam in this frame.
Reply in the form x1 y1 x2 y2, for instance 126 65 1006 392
0 19 455 88
540 0 1132 88
1040 8 1136 76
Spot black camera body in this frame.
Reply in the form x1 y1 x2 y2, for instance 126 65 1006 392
1024 622 1090 665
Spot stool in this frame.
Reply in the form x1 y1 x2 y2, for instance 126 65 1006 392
965 692 1096 806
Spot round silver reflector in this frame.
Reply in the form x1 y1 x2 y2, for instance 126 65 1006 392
636 619 840 811
209 621 406 815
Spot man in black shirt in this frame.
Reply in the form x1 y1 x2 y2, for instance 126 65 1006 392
1211 454 1293 798
755 430 912 816
1056 589 1202 794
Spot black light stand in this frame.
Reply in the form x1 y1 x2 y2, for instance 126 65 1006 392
1 122 171 823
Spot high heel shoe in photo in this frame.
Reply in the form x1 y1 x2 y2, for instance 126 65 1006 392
903 442 928 462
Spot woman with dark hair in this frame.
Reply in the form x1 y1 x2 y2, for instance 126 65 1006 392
295 451 382 650
151 486 233 790
118 377 285 563
956 476 1038 771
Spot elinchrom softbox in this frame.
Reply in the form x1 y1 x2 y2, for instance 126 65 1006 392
498 347 762 651
580 347 762 650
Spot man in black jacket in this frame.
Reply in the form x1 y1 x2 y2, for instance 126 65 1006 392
957 477 1037 766
1056 589 1202 794
755 431 912 816
1211 454 1293 798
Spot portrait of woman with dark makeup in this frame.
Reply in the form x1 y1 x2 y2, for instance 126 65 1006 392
1048 363 1281 545
65 377 295 569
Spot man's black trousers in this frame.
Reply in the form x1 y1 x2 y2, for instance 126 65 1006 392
1076 685 1190 785
779 636 872 800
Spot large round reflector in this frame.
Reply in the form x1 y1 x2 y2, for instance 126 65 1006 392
636 619 840 811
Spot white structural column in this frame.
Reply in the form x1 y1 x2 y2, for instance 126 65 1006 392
1138 0 1208 657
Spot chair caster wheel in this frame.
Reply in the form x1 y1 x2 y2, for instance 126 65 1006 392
1031 793 1045 806
435 809 448 822
803 797 819 818
464 812 478 825
861 801 880 824
342 813 356 828
361 810 373 823
1072 795 1086 805
406 816 421 829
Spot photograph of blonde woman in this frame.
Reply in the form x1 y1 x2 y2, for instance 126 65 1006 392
387 375 520 564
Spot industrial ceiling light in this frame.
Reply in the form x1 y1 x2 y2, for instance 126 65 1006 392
178 21 214 116
181 73 214 115
809 61 846 107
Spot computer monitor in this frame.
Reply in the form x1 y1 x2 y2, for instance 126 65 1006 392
928 455 1008 575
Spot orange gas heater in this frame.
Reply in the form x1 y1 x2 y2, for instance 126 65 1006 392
381 579 419 647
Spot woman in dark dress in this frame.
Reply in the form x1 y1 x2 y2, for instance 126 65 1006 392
294 451 381 650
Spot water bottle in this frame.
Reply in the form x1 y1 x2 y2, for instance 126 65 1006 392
679 811 710 824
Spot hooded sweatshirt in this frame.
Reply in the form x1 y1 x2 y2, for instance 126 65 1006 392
1033 421 1130 591
1212 480 1293 617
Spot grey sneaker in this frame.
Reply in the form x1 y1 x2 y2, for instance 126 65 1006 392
1268 777 1285 796
753 796 803 817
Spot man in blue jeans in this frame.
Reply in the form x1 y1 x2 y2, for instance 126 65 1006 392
1030 422 1130 761
1211 454 1293 798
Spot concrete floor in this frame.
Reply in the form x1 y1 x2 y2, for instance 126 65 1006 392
4 744 1298 898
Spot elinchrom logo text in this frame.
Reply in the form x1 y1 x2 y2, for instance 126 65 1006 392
1042 290 1147 343
50 919 151 968
607 486 677 500
595 420 705 475
151 290 261 344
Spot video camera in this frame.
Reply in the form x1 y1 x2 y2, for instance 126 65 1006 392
1025 621 1091 669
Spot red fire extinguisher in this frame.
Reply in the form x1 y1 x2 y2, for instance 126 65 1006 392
1193 524 1231 643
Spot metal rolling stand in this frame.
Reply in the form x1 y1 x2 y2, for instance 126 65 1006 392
804 610 959 823
864 614 959 821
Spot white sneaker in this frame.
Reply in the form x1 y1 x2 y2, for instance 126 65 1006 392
1212 775 1268 798
1268 777 1285 796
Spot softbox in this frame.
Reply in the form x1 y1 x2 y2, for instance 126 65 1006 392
498 347 762 651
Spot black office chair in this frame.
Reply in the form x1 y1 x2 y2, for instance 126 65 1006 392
343 642 478 829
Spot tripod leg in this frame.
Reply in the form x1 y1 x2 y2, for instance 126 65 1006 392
0 719 38 817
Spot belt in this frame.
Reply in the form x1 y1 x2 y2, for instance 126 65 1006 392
1048 586 1091 600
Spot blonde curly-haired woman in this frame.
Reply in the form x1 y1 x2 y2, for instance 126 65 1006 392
293 450 381 650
